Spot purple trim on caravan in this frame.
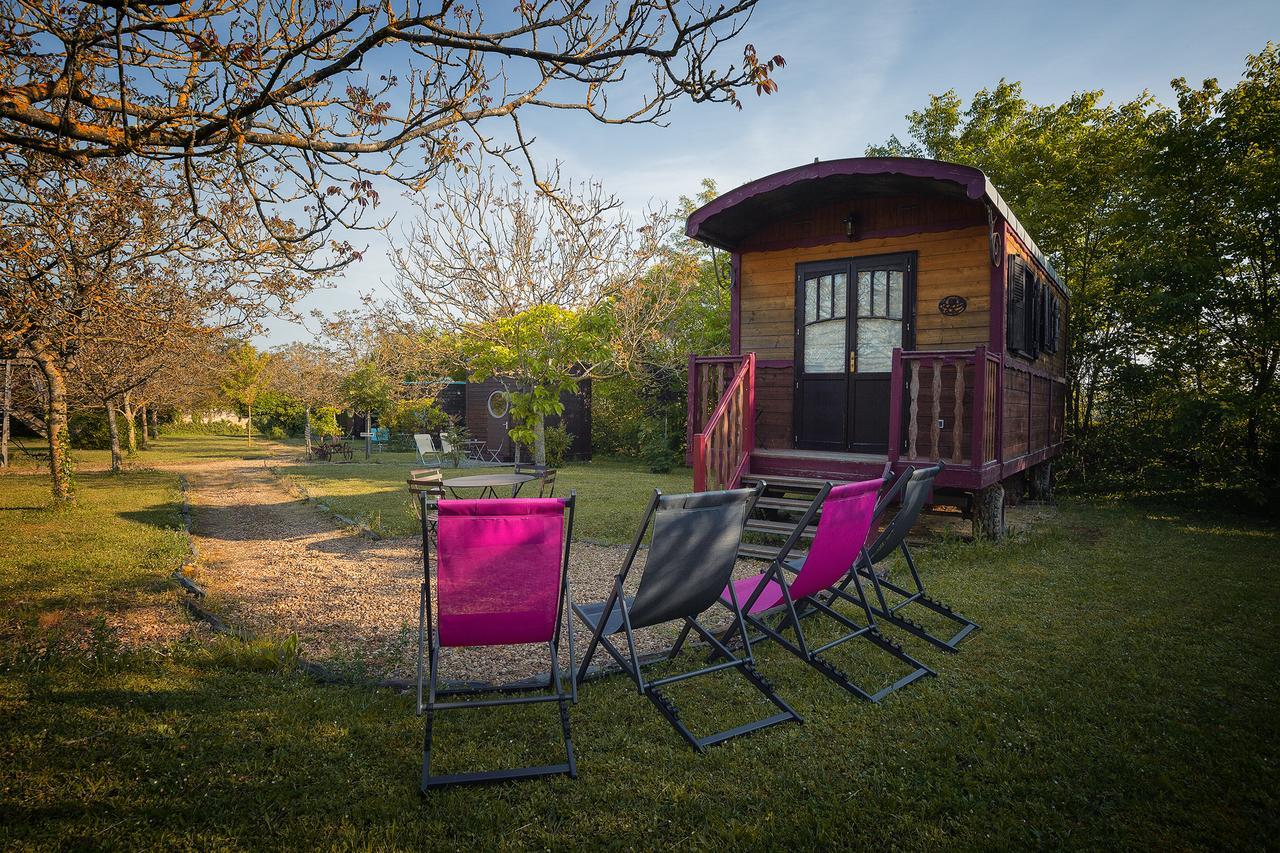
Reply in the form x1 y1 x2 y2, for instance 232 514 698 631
686 157 990 241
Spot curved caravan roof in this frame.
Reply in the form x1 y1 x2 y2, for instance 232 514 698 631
686 157 1064 294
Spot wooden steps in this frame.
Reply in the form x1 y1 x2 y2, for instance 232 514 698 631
744 517 816 538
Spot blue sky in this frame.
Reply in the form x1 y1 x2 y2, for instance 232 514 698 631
259 0 1280 346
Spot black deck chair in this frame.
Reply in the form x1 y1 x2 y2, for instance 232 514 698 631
572 485 802 753
715 479 935 703
831 463 980 652
416 494 578 790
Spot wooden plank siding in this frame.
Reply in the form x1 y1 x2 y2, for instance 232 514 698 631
739 226 993 360
755 364 793 449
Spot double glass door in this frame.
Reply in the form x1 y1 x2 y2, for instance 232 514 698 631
793 253 915 453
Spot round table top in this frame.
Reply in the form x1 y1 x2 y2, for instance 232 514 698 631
442 472 538 489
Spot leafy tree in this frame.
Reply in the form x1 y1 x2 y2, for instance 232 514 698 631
220 345 273 447
389 164 685 464
269 342 343 455
594 179 731 459
1118 45 1280 497
868 44 1280 507
338 361 396 459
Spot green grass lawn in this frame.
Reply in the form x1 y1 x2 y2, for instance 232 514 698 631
0 467 186 624
273 452 694 542
1 443 1278 849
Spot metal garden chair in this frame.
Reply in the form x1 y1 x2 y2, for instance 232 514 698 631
572 485 801 753
716 479 935 703
415 495 578 789
407 468 444 535
831 463 980 652
512 463 552 497
414 434 441 466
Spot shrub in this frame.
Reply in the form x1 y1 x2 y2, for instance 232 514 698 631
161 418 244 436
544 424 574 468
385 398 450 435
640 422 678 473
69 409 111 449
441 421 470 467
311 406 341 438
249 390 306 437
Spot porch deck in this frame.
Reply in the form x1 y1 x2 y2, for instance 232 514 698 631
688 348 1065 495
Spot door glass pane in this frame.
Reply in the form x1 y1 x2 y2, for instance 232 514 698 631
805 319 846 372
805 280 817 323
833 273 847 319
888 270 903 319
874 271 888 316
856 317 900 373
857 271 871 316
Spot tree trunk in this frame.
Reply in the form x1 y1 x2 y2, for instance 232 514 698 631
972 482 1006 541
534 414 547 466
106 398 123 472
30 341 73 499
2 359 10 468
304 405 312 457
137 404 149 449
122 392 138 456
364 413 372 460
148 406 159 440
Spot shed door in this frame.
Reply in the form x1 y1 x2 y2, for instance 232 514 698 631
794 253 914 453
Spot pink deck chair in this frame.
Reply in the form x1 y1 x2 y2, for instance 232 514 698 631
718 479 934 703
415 495 578 790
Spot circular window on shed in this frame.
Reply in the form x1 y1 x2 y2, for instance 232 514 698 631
486 390 509 419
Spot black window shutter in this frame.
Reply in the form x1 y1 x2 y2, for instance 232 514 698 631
1024 273 1041 359
1046 296 1060 353
1006 255 1026 355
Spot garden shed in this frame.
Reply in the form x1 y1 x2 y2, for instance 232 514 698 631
685 157 1068 536
437 377 592 463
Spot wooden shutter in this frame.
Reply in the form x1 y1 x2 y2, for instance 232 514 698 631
1046 295 1060 353
1025 274 1042 359
1006 255 1026 355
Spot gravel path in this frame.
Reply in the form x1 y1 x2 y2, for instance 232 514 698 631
168 449 693 684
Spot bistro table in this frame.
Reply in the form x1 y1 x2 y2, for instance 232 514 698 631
441 471 538 499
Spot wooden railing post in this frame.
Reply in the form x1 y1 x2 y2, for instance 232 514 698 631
970 346 987 467
685 352 697 467
887 348 903 465
693 432 707 492
995 351 1005 465
744 352 756 461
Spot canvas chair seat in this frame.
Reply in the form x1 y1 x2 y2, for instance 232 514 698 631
574 597 632 636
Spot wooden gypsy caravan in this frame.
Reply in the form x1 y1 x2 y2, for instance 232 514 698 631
684 157 1068 538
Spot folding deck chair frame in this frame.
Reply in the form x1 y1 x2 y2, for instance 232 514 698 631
415 493 579 790
831 463 980 652
718 480 935 704
573 485 801 753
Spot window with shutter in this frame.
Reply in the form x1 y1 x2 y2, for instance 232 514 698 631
1006 255 1026 356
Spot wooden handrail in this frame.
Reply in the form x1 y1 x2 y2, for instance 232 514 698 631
692 353 755 492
